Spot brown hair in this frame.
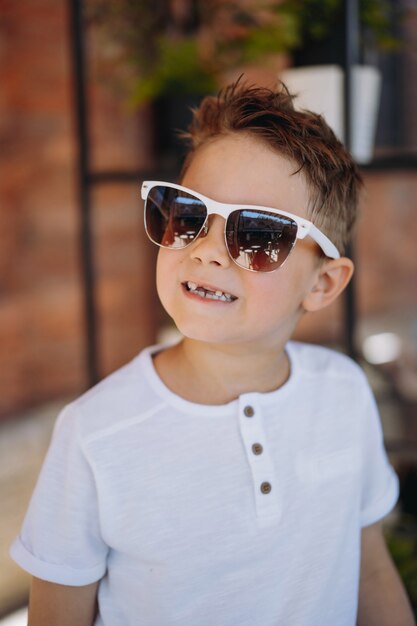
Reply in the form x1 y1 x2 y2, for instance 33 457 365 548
180 78 363 256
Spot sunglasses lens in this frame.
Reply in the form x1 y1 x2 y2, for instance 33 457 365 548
226 210 298 272
145 186 207 248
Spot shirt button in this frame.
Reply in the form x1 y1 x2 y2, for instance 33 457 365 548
243 405 255 417
252 443 263 455
260 481 272 494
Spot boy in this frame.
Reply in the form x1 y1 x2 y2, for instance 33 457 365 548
10 80 415 625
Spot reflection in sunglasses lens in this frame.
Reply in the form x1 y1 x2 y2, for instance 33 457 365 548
146 187 207 248
226 210 297 271
145 186 298 272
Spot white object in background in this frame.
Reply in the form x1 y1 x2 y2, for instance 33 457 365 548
280 65 382 163
362 332 402 365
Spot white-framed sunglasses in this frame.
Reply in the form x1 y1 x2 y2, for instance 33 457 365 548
141 180 340 273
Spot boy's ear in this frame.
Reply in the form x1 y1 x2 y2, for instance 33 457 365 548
302 257 355 313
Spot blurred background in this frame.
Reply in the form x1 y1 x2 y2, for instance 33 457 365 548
1 0 417 620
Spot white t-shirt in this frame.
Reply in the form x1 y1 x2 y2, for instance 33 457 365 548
10 341 399 626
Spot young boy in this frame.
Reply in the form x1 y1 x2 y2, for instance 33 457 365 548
10 80 415 626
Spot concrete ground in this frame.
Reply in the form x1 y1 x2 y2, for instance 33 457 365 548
0 608 27 626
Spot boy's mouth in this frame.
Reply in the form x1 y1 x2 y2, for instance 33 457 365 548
183 281 238 303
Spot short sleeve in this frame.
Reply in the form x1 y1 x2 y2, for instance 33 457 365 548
10 404 108 585
359 379 399 527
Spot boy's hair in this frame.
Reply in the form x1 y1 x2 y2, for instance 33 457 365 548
180 79 363 256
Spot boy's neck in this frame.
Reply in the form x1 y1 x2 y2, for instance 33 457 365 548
152 338 291 406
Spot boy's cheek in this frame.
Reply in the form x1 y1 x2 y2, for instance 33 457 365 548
155 251 171 308
156 248 174 283
155 249 186 315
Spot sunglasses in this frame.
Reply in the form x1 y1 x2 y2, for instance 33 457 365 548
141 181 340 273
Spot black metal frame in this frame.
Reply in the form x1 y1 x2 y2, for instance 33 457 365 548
342 0 360 360
69 0 97 385
69 0 417 387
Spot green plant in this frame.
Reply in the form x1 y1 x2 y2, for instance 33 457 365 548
385 515 417 616
87 0 402 105
280 0 400 48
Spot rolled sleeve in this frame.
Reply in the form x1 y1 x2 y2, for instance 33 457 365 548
9 404 108 585
359 382 399 527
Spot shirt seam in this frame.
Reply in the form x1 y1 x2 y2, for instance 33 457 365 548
80 401 168 446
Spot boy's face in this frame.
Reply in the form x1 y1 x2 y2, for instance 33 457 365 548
156 133 325 350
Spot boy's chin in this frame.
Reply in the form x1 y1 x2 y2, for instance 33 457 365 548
171 320 238 346
170 323 277 351
176 327 231 345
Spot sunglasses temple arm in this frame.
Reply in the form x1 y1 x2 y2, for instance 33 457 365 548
141 184 148 201
308 224 340 259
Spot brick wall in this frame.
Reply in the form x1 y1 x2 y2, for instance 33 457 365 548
1 2 416 419
0 1 157 419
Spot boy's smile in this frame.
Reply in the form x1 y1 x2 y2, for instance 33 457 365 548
156 132 323 350
182 280 238 303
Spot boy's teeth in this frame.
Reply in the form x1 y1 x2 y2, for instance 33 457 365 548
186 281 235 302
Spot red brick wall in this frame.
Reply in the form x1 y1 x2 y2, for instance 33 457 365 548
1 2 416 419
0 1 157 419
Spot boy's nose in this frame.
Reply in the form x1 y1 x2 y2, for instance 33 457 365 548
189 215 231 269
